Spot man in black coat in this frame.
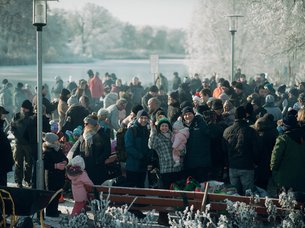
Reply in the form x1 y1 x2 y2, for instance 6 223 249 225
0 106 14 186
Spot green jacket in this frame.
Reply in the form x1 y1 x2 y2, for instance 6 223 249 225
270 130 305 192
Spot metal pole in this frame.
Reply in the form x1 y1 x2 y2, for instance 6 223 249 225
36 25 44 190
231 31 235 83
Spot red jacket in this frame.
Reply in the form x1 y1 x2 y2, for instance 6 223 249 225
89 76 104 98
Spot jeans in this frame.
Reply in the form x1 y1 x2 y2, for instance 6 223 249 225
229 168 254 195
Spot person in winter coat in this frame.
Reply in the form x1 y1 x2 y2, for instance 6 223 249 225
66 155 93 216
223 106 260 195
167 91 180 124
125 110 151 188
43 133 68 217
252 113 278 190
270 114 305 193
148 117 182 226
72 114 111 185
0 106 14 186
129 76 145 106
181 106 211 183
172 72 181 91
62 95 89 132
171 118 189 167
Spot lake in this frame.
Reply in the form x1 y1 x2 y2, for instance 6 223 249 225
0 59 188 87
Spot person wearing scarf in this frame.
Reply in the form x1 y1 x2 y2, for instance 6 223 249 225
72 113 111 185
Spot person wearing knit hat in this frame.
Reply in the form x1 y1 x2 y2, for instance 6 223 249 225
181 104 211 184
136 109 149 120
223 105 259 195
21 100 33 112
264 94 283 121
43 132 68 217
67 95 79 107
66 155 93 216
148 116 183 225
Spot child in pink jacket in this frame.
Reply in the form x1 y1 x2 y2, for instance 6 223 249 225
66 155 93 216
172 118 190 167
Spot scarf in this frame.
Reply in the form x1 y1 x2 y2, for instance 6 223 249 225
80 128 97 157
161 132 171 139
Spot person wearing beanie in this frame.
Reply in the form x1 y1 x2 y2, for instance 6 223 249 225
66 155 93 216
171 118 189 167
271 112 305 193
10 99 36 188
148 117 182 226
263 95 283 121
43 132 68 217
58 88 71 130
70 113 111 185
223 106 260 195
125 107 151 189
181 106 211 183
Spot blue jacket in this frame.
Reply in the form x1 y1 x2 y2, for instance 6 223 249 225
125 121 151 172
184 115 211 169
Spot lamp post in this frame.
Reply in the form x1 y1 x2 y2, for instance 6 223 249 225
32 0 57 190
228 15 243 83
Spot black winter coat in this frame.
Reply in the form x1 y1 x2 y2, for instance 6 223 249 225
223 119 260 170
74 127 111 185
0 125 14 174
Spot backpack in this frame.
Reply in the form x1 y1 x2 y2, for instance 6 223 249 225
115 126 137 162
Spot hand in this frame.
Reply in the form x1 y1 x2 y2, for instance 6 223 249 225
54 162 66 170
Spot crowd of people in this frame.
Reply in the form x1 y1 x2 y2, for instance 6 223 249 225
0 69 305 225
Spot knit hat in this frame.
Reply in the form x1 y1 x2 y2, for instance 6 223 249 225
235 106 246 119
73 126 83 136
192 95 201 102
97 108 109 118
71 155 85 170
84 115 98 126
173 119 184 131
43 133 59 144
265 94 275 104
277 84 286 94
182 106 195 115
283 115 298 130
61 88 70 97
131 104 144 115
136 110 149 119
169 91 179 101
49 120 59 132
157 118 172 132
67 95 79 106
21 100 33 111
264 83 274 91
149 85 159 93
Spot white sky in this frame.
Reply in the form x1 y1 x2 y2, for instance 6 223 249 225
48 0 199 29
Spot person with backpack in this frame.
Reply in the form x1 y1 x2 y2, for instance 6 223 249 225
10 100 35 188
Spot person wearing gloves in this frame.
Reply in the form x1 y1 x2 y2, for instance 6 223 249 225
43 132 68 217
66 155 93 216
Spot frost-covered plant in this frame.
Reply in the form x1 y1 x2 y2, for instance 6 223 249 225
59 212 89 228
168 204 219 227
91 196 156 228
278 189 305 228
264 197 277 223
225 199 257 228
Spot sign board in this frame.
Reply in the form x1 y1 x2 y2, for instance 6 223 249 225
150 55 159 74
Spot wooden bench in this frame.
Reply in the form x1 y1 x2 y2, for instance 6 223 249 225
85 185 304 218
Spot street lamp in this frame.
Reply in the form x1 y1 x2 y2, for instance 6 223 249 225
32 0 57 190
227 15 243 83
